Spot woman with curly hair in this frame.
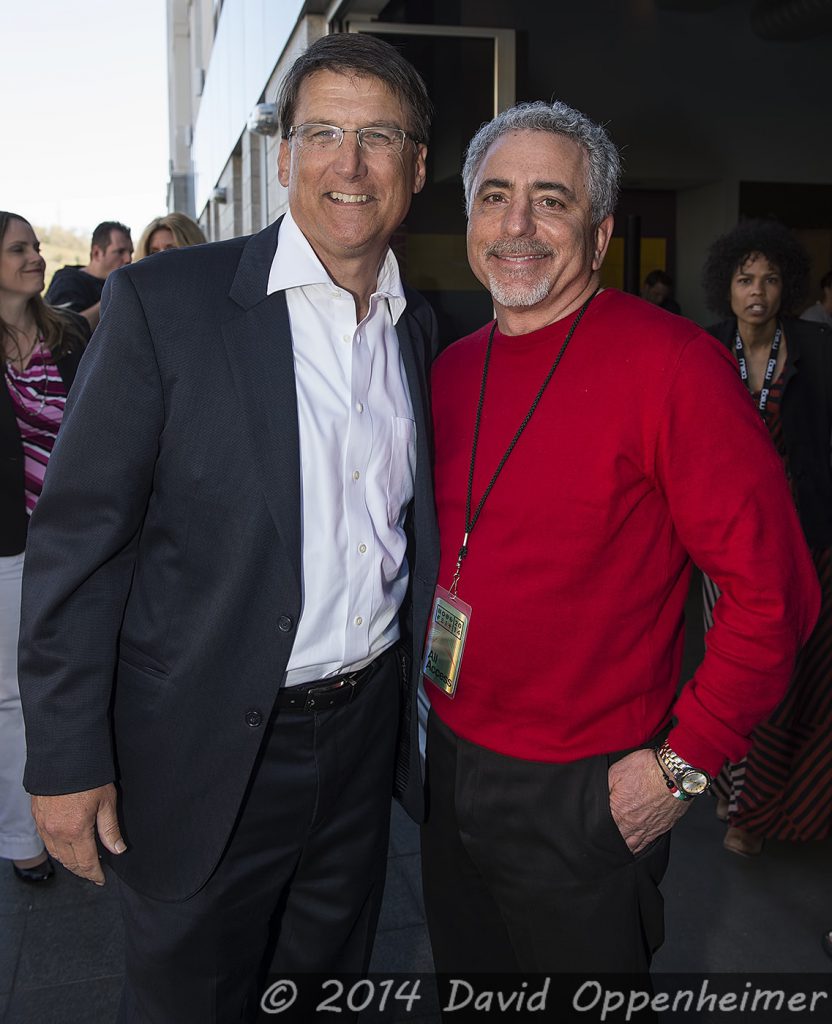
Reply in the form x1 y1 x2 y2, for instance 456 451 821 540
0 211 89 882
133 211 207 261
702 219 832 856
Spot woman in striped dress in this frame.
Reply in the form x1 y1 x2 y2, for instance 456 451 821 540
1 212 89 882
702 219 832 856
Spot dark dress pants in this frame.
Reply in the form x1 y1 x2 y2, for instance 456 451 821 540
421 712 670 977
115 651 399 1024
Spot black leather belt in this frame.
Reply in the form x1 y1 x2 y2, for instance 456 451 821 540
277 656 383 712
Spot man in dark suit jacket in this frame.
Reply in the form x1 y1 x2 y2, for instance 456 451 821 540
18 33 438 1023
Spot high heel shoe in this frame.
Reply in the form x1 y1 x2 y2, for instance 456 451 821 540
12 855 55 884
723 826 764 857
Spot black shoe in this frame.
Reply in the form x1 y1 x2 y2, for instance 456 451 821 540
823 931 832 961
12 855 55 884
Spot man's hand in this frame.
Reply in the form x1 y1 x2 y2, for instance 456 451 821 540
608 748 689 854
31 784 126 885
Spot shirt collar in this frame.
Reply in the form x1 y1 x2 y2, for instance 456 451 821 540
267 209 407 324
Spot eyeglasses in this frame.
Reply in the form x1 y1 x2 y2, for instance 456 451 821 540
287 123 411 153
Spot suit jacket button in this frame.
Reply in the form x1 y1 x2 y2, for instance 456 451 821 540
277 615 294 632
245 709 263 727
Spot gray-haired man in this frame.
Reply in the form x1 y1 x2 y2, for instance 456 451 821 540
420 100 818 975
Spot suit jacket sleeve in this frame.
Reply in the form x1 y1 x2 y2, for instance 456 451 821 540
19 269 165 795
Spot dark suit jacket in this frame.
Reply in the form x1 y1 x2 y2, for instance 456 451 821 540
18 218 439 900
708 316 832 547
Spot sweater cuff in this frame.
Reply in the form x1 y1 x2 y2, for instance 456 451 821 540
664 723 745 779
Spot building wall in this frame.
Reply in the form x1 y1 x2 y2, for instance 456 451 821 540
261 14 327 225
189 0 306 217
167 0 196 215
240 130 263 235
167 0 322 238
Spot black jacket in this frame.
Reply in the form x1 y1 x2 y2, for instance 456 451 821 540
708 316 832 547
44 265 105 314
1 317 89 555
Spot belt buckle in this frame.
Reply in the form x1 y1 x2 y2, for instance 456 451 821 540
303 674 353 712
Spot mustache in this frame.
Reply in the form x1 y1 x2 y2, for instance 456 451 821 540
485 239 553 258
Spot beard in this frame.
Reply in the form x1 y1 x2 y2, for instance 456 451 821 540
482 239 555 309
488 274 553 309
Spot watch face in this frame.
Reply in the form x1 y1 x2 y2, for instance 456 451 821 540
681 771 710 796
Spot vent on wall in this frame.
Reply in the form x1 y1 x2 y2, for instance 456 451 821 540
247 103 279 136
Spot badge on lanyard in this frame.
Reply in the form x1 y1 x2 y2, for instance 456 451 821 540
422 585 472 698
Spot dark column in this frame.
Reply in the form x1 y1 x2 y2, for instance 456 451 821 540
624 214 642 295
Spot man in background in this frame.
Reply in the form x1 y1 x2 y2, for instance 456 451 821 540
45 220 132 329
801 269 832 329
641 267 681 313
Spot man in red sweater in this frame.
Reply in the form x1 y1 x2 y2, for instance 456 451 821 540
421 100 820 976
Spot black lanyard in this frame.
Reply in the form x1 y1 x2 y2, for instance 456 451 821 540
448 292 596 596
735 323 782 414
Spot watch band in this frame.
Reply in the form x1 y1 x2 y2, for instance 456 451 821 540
654 749 691 801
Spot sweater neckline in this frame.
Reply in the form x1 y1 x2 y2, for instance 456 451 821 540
491 289 608 350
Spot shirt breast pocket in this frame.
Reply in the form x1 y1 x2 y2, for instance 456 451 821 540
386 416 416 526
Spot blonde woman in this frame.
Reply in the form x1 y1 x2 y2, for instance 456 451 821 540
133 212 207 260
0 211 89 882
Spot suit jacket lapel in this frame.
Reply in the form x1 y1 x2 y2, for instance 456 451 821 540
396 310 429 453
221 219 302 588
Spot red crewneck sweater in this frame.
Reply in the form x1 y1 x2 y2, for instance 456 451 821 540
427 289 819 775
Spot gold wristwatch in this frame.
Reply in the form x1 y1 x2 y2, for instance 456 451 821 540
656 741 711 799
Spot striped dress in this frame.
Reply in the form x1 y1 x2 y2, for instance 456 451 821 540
4 342 68 514
703 373 832 840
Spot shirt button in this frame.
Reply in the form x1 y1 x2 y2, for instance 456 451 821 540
245 709 262 727
354 615 363 626
277 615 294 632
342 333 351 343
355 402 364 413
358 543 367 554
352 470 360 481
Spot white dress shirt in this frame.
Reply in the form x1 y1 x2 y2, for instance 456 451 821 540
267 211 416 686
